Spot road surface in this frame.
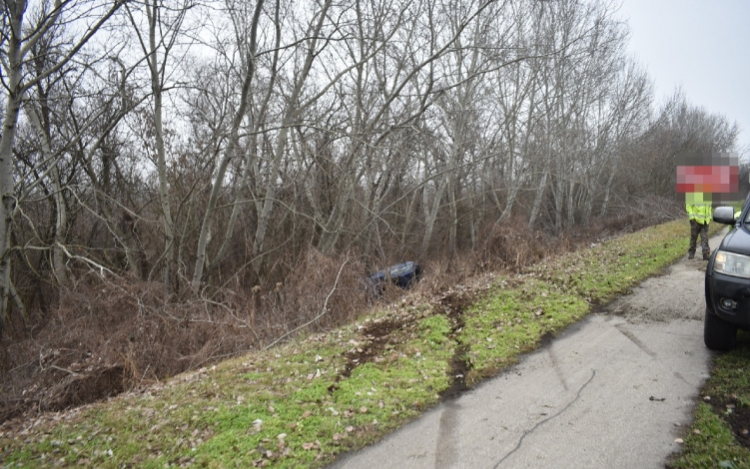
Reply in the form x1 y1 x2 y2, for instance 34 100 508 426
329 230 724 469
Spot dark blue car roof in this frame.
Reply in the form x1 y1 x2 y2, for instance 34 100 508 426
369 261 418 281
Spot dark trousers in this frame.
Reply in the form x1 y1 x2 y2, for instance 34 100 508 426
689 220 709 256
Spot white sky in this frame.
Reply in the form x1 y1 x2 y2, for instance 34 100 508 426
616 0 750 155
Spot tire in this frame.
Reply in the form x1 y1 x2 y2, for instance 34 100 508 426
704 307 737 351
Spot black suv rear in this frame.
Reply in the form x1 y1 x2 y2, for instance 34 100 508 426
705 203 750 350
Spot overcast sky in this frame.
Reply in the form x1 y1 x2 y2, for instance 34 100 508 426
616 0 750 156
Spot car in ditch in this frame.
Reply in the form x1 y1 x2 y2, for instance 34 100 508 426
368 261 423 295
704 203 750 350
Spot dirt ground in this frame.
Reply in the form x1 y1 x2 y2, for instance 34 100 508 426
607 256 709 323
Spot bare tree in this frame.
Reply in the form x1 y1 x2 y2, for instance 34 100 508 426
0 0 127 334
191 0 268 288
125 0 198 290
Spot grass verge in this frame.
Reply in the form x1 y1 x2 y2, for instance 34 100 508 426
670 332 750 469
0 219 712 468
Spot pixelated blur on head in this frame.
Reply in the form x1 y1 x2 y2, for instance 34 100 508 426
677 151 739 204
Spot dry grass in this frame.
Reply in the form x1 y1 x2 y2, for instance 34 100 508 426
0 199 685 424
0 251 369 423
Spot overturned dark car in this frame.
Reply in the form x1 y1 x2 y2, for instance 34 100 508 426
368 261 423 295
704 204 750 350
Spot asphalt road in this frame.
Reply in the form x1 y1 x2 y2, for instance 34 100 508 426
328 230 726 469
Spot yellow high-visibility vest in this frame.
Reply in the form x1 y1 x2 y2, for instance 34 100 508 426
686 203 712 224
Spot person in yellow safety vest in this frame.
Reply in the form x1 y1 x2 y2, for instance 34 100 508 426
686 192 712 260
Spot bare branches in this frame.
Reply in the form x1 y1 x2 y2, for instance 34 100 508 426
263 256 349 351
0 0 740 326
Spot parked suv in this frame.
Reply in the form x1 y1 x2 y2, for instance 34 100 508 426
704 203 750 350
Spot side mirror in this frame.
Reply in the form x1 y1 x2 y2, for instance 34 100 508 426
713 206 737 226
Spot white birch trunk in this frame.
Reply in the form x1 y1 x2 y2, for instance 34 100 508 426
0 1 27 328
24 102 67 283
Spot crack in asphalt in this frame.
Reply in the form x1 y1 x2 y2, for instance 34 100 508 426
492 369 596 469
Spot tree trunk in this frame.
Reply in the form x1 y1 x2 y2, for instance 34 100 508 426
528 164 549 228
566 180 576 229
192 0 267 288
600 160 618 217
0 1 26 331
421 176 446 256
252 0 332 274
24 102 67 284
142 0 177 290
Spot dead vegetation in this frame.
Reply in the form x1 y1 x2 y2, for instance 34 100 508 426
0 251 370 423
0 202 684 426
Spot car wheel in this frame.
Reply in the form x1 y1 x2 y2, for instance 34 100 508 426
704 307 737 351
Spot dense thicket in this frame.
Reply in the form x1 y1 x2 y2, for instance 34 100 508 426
0 0 741 416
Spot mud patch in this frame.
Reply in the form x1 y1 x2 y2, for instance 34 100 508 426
43 365 125 411
441 350 470 400
1 364 125 422
341 318 405 377
538 331 557 348
433 289 474 401
332 309 424 390
332 286 480 401
601 230 727 324
710 397 750 450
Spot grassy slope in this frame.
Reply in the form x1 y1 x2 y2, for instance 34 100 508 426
0 219 728 468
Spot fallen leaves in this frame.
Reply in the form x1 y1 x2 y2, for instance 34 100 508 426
301 440 321 450
276 433 287 451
